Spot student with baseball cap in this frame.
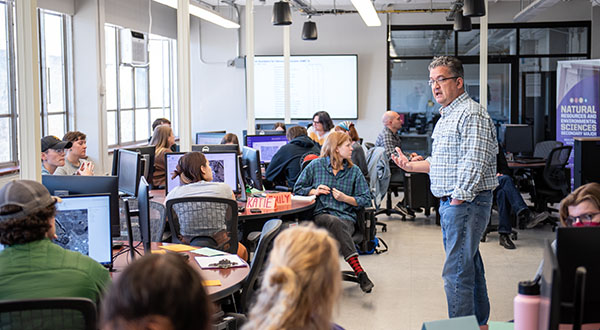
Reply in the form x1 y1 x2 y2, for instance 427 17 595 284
0 180 110 302
41 135 72 175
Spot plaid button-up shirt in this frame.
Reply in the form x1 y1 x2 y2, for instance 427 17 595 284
293 157 372 222
426 93 498 202
375 126 402 160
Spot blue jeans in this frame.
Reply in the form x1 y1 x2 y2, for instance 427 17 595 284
494 175 528 234
439 190 492 326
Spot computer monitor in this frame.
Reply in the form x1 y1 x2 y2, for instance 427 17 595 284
245 134 288 163
204 151 239 193
539 239 561 330
117 149 141 197
137 176 152 255
126 145 156 186
242 146 263 190
255 129 284 136
42 175 121 237
192 144 240 154
165 152 186 195
556 227 600 324
195 131 226 145
54 194 113 267
502 124 534 156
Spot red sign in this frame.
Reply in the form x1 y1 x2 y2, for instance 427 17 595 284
246 197 276 210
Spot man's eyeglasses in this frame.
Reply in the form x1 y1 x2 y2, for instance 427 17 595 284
565 212 600 227
428 76 460 87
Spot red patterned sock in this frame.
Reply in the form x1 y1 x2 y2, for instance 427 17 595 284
346 255 364 275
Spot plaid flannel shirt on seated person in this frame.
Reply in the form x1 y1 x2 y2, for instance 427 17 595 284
426 92 498 202
375 126 402 161
293 157 372 222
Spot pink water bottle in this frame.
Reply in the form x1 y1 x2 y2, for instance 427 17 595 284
514 280 540 330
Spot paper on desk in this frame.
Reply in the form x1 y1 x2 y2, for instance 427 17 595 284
195 255 248 269
291 195 316 202
191 247 226 257
159 244 197 252
202 280 222 287
151 250 167 254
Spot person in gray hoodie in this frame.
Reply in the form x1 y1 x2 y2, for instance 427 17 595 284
265 126 320 188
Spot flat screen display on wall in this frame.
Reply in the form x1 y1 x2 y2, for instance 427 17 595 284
253 55 358 119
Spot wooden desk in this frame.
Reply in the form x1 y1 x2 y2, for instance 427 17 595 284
112 242 249 301
508 161 545 169
149 189 316 221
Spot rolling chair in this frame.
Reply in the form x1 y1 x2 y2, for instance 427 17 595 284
0 298 97 330
165 197 239 254
533 140 563 159
532 146 573 230
216 220 283 329
374 164 409 220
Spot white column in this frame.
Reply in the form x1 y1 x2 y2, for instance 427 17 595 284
479 2 488 108
73 0 108 175
245 1 255 135
177 0 192 151
283 26 291 124
15 0 41 181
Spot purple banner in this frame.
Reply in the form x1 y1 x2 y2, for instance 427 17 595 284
556 62 600 186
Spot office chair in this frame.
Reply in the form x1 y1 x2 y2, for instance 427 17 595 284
0 297 97 330
165 197 239 254
374 164 410 220
532 146 573 230
217 219 282 328
342 207 383 284
533 140 563 159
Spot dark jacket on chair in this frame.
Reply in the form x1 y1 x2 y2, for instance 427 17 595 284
265 135 320 188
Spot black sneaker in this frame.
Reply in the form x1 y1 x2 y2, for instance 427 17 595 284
499 234 516 250
525 211 549 229
357 272 374 293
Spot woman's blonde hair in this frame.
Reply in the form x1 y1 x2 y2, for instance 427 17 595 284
320 131 353 171
150 125 173 155
243 224 341 330
559 182 600 226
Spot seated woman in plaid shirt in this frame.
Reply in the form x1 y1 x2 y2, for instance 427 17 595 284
294 131 374 293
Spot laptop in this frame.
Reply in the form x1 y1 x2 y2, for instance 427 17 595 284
54 194 113 269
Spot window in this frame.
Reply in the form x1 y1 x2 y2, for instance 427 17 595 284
105 25 177 147
39 9 72 138
0 0 17 166
388 22 590 130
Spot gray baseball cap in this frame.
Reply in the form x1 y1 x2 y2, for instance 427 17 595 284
0 180 61 221
41 136 72 153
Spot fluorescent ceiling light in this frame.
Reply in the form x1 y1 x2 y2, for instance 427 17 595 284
513 0 562 22
153 0 240 29
350 0 381 27
190 3 240 29
154 0 177 9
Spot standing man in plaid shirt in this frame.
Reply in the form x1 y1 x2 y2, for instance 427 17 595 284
392 56 497 325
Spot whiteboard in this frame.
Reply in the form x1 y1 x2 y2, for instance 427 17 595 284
253 55 358 119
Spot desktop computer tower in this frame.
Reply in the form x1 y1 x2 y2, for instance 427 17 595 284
573 137 600 189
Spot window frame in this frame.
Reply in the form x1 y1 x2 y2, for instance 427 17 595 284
387 21 592 123
38 8 72 138
0 0 18 168
105 24 176 148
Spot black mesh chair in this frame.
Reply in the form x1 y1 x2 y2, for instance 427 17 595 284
375 164 409 220
533 140 564 159
342 207 379 284
165 197 239 254
0 297 97 330
532 146 573 229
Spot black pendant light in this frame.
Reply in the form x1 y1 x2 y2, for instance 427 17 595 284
272 1 292 26
302 20 317 40
463 0 486 17
453 9 472 32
